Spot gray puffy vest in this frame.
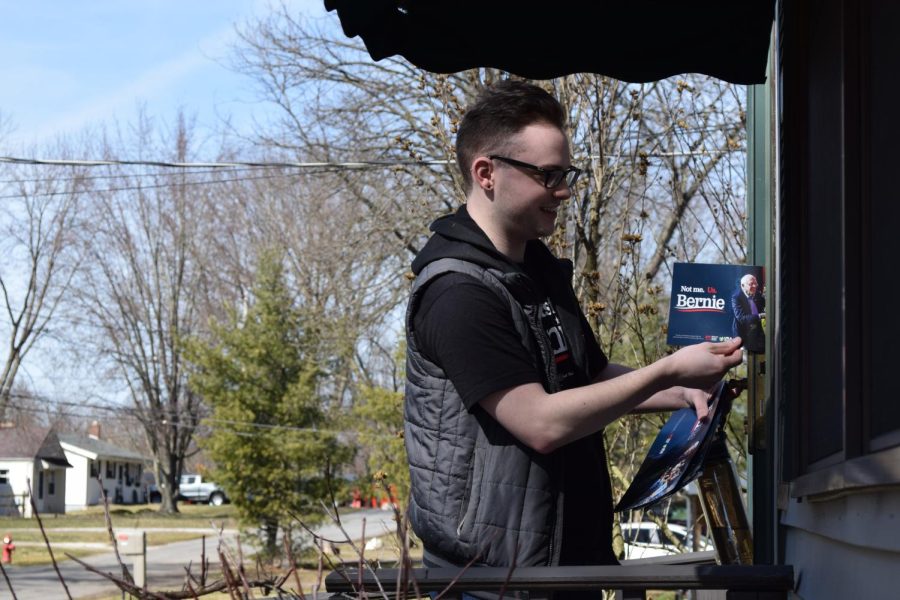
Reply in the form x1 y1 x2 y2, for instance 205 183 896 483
405 257 573 567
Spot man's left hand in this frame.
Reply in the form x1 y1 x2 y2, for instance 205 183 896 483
681 386 713 421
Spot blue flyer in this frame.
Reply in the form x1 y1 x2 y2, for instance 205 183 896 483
614 381 728 512
666 262 766 353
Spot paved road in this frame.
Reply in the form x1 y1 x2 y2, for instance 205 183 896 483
2 533 236 599
0 508 396 599
314 507 398 544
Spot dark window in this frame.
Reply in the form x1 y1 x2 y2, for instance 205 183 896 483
38 471 44 500
783 0 900 494
866 0 900 451
48 471 56 496
0 469 7 484
802 0 844 465
89 460 99 478
106 460 114 478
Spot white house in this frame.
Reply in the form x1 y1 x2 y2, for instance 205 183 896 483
0 426 72 517
58 424 149 510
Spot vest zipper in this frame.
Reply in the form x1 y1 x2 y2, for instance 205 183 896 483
456 459 475 537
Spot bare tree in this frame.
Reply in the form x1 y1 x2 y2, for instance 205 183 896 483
232 9 746 375
0 158 84 417
232 9 488 240
230 8 749 521
551 74 747 365
230 10 507 392
72 114 212 512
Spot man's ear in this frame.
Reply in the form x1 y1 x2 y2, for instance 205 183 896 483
472 156 494 191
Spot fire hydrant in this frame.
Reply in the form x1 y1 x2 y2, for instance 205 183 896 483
2 534 14 564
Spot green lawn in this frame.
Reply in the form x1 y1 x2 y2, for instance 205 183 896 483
0 503 239 566
0 502 238 531
8 529 214 545
8 544 103 567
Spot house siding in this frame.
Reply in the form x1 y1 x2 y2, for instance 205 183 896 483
34 463 67 515
96 459 144 505
0 460 34 517
62 451 90 510
782 491 900 598
60 442 146 508
0 459 67 516
772 0 900 597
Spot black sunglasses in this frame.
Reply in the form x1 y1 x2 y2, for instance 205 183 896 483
489 155 582 189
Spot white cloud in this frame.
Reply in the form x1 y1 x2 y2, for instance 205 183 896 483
3 0 329 147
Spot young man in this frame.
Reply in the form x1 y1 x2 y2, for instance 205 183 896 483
404 80 742 571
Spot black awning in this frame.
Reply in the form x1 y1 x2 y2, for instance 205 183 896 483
37 430 74 468
323 1 774 84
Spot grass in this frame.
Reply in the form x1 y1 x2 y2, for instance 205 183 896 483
5 531 219 567
0 503 238 567
6 545 106 567
0 502 238 531
9 530 210 545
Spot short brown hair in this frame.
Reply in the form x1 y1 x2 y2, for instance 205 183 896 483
456 80 565 192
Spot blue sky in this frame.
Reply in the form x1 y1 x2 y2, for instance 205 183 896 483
0 0 325 150
0 0 333 404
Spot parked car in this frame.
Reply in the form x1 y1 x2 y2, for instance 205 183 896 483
620 522 711 560
177 474 229 506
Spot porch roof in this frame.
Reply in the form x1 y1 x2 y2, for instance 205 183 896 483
324 0 776 84
58 433 148 462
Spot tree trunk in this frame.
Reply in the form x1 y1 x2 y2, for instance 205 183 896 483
156 454 180 514
265 519 279 556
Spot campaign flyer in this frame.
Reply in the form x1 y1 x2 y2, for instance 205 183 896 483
614 381 728 512
666 262 766 353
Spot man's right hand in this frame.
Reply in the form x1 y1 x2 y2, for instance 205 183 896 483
663 338 743 390
482 337 743 454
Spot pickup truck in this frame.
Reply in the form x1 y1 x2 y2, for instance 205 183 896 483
177 474 229 506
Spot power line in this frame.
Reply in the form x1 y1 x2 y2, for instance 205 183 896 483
0 158 456 200
0 156 454 170
0 148 741 200
0 171 303 200
0 148 739 174
0 166 261 185
0 118 743 175
4 390 400 439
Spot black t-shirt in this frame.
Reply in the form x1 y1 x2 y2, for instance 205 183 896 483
413 258 617 566
414 272 542 408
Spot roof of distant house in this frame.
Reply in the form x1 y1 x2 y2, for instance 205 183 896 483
58 433 148 462
0 427 73 467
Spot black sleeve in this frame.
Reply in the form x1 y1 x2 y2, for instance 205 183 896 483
412 273 541 409
578 312 609 381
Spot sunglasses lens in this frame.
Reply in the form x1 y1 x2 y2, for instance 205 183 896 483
567 169 581 187
547 168 580 188
546 171 563 188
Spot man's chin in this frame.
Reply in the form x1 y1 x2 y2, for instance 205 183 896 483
537 218 558 237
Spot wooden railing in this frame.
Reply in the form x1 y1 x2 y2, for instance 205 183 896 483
325 560 794 600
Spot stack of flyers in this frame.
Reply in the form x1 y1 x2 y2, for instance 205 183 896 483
614 381 729 512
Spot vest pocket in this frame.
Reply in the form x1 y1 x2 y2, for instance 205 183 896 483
456 449 481 542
